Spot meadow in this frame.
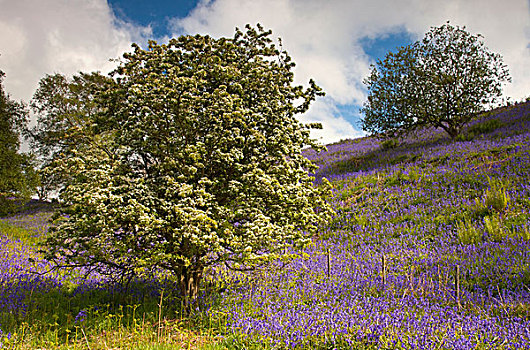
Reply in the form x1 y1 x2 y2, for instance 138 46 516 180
1 101 530 349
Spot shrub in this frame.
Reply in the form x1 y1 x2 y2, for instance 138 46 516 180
484 177 510 214
471 197 491 219
484 215 508 242
457 218 482 244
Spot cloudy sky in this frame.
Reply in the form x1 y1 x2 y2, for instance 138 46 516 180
1 0 529 144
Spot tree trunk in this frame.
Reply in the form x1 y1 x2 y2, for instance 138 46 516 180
448 127 459 139
178 265 204 313
441 123 459 139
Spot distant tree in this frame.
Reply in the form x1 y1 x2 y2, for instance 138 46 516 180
0 70 38 215
44 25 332 306
29 72 116 199
361 23 511 139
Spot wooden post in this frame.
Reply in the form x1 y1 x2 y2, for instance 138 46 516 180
381 254 387 286
326 248 331 278
158 289 164 342
455 265 461 310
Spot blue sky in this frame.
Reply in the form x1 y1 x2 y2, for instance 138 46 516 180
108 0 415 60
108 0 198 38
1 0 529 144
106 0 416 137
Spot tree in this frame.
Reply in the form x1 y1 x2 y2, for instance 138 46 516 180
0 69 38 215
44 25 332 305
29 72 116 200
361 23 511 139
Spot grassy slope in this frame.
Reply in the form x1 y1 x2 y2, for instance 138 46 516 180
1 101 529 349
217 101 530 348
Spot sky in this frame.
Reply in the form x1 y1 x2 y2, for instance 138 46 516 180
0 0 529 144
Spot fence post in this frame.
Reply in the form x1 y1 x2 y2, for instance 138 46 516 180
326 248 331 278
350 254 355 282
455 265 461 310
381 254 387 286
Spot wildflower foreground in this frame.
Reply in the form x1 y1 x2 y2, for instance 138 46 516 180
1 102 530 349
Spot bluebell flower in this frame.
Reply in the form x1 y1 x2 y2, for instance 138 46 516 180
74 309 88 324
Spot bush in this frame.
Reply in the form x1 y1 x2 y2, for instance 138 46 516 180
484 177 510 214
470 119 503 135
457 218 482 245
484 215 508 242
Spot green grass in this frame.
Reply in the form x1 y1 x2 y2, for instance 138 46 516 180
0 220 227 349
0 220 40 246
1 288 225 349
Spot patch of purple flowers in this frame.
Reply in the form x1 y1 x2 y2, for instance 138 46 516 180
211 101 530 348
74 309 87 324
1 101 529 348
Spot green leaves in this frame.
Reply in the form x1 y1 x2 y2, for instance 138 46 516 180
361 23 511 139
45 25 332 301
29 72 117 199
0 70 37 214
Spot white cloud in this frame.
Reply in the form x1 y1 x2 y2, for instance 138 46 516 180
172 0 530 143
0 0 149 102
300 98 365 143
1 0 528 145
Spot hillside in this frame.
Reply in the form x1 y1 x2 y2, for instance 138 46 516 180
215 101 530 348
1 101 530 349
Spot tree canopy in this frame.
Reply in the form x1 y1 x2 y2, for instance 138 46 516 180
44 25 332 304
361 23 511 139
29 72 115 199
0 69 38 215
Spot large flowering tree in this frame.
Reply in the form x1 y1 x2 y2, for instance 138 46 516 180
361 23 511 139
45 25 332 303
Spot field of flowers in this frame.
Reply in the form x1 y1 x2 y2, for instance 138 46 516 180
1 101 530 349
